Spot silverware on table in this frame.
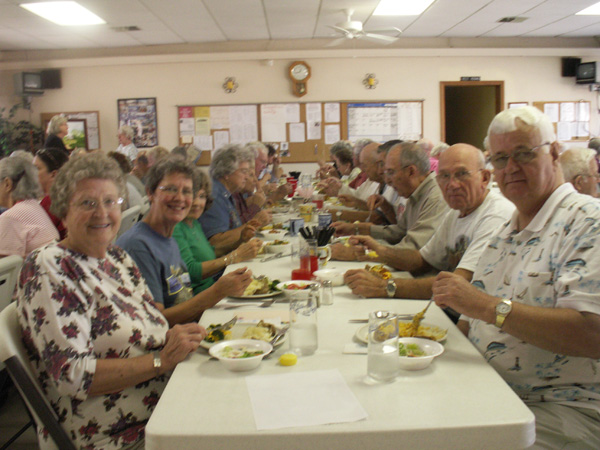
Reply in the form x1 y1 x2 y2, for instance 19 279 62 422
208 316 237 332
269 325 290 346
261 252 291 262
349 314 414 323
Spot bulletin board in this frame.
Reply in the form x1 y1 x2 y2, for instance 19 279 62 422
41 111 101 150
533 101 590 141
177 100 423 165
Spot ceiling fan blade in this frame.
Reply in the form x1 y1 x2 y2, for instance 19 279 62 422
365 27 403 37
325 37 348 47
327 25 351 36
362 33 399 44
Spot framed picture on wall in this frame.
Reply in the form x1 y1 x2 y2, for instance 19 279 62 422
64 118 88 150
117 97 158 148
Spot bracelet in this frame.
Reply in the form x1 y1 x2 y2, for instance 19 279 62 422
224 255 230 266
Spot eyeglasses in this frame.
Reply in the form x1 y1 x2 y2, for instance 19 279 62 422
74 197 124 212
489 142 551 170
436 169 481 184
235 168 252 175
158 185 194 197
576 173 600 181
384 165 411 177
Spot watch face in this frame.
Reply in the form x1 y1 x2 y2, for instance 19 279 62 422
291 64 309 81
497 302 511 315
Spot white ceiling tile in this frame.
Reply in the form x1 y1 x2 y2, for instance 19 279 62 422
204 0 268 41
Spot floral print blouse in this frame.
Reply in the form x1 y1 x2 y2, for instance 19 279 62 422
17 243 169 450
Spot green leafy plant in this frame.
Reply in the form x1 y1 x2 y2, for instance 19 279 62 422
0 104 44 158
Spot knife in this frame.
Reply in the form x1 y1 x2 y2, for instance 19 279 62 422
261 252 291 262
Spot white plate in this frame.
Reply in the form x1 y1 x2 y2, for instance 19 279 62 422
201 323 287 349
228 290 284 300
354 321 448 344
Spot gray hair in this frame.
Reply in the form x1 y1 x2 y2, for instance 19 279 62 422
146 156 199 196
329 140 353 165
245 141 267 159
118 125 135 140
487 106 556 146
396 141 431 175
0 151 41 202
416 138 434 156
47 114 67 135
210 144 251 179
50 152 126 219
431 142 450 158
588 137 600 153
378 139 403 155
559 147 597 182
352 139 375 157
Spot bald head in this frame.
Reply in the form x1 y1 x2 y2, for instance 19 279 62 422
359 142 382 182
437 144 491 216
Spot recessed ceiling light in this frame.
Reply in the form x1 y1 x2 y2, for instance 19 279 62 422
373 0 435 16
577 2 600 15
20 1 106 26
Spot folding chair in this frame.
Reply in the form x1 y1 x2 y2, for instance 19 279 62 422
0 303 76 450
116 204 141 240
0 255 22 313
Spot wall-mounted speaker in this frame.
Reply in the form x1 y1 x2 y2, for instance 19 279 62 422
41 69 62 89
562 57 581 77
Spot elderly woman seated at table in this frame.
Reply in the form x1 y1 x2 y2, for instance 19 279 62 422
33 146 70 239
0 151 58 257
317 140 362 196
17 152 206 450
173 167 262 294
198 144 261 251
117 157 252 326
44 114 69 154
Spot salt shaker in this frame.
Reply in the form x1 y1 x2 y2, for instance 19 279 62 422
321 280 334 305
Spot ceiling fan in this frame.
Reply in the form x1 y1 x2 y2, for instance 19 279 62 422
326 9 402 46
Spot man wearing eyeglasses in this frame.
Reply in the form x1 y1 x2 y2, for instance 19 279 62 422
331 141 449 261
559 147 599 197
344 144 513 322
432 106 600 449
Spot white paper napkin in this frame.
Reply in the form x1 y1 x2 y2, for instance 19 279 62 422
246 369 368 430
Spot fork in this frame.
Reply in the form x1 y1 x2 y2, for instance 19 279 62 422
223 298 278 309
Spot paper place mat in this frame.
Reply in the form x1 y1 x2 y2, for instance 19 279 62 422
246 369 368 430
236 310 289 322
343 343 368 354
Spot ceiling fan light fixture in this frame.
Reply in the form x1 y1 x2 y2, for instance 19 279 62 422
373 0 435 16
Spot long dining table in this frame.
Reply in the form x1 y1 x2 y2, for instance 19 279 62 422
145 247 535 450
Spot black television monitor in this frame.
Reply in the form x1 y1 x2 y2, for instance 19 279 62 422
576 62 598 84
14 71 44 95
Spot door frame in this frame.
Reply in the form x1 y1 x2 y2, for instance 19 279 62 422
440 80 505 143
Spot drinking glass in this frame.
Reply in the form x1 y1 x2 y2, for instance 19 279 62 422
289 283 319 356
300 238 318 275
367 311 399 383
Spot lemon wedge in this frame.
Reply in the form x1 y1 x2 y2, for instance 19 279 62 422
279 353 298 366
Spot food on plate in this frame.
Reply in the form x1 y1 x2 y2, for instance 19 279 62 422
399 342 426 357
398 322 447 342
219 345 265 359
242 277 281 296
259 223 284 232
365 264 392 280
280 282 310 290
242 321 277 342
406 301 432 336
373 320 397 342
265 240 289 246
205 324 232 343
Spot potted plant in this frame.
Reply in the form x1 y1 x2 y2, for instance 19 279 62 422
0 103 44 158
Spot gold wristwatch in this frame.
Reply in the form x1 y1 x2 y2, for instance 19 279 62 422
153 351 162 376
494 299 512 328
386 279 397 298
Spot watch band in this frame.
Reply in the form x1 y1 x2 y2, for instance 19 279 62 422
386 279 396 298
494 299 513 328
152 351 162 377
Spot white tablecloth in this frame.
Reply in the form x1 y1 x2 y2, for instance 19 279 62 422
145 254 535 450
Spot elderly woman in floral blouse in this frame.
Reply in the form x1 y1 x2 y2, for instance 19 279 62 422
17 153 205 450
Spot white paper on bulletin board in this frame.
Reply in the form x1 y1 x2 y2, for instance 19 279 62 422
261 104 287 142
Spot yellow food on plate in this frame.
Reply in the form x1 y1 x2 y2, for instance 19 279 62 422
365 264 391 280
398 322 447 342
243 277 271 296
242 321 277 342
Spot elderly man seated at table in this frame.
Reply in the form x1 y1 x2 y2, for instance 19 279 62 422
0 151 58 257
331 141 449 259
18 153 206 450
344 144 514 320
559 146 599 197
246 141 290 206
432 106 600 449
198 144 261 253
118 157 253 326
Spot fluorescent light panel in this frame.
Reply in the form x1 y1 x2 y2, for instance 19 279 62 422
20 1 106 26
373 0 435 16
577 2 600 15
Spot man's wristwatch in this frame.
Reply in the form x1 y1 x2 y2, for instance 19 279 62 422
152 351 162 376
494 299 513 328
385 279 397 298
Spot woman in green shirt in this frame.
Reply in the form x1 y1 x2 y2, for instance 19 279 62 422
173 168 262 294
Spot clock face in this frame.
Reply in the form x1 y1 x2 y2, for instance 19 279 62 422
291 64 309 81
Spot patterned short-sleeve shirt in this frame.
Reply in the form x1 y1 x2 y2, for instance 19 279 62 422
468 183 600 410
17 243 169 450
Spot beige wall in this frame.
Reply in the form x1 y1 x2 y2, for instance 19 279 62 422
1 51 598 171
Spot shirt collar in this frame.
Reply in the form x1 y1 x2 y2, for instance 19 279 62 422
409 172 436 203
212 178 232 199
507 182 575 233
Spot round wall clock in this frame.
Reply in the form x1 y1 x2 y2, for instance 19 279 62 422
288 61 311 97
